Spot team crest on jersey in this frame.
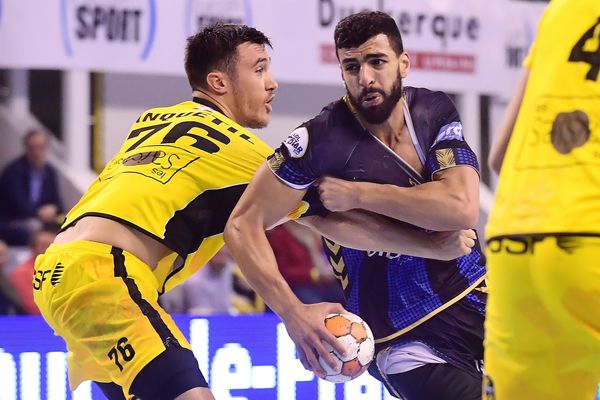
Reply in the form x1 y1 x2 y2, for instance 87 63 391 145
267 151 286 172
283 127 309 158
435 148 456 169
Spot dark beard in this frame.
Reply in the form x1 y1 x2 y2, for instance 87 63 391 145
347 73 403 125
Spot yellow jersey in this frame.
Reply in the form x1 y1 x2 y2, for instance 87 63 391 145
487 0 600 238
63 98 273 292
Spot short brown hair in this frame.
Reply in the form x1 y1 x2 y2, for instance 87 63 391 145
185 23 272 90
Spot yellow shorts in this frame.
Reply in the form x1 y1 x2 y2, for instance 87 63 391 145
33 240 192 397
484 235 600 400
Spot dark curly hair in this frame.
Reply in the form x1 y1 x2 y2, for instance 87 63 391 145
185 23 272 90
334 11 403 55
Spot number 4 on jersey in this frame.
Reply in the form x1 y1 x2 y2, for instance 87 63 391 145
569 18 600 81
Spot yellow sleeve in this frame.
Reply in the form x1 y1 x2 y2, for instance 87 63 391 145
522 39 536 69
523 1 555 69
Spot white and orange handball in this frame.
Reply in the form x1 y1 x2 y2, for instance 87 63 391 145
319 312 375 383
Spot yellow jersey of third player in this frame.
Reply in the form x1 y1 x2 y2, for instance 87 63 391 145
487 0 600 238
62 98 273 293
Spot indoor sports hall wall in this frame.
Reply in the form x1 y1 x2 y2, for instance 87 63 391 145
0 0 544 94
0 0 547 188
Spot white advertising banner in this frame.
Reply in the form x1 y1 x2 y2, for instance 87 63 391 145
0 0 545 95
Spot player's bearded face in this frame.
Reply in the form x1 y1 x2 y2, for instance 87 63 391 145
347 70 403 125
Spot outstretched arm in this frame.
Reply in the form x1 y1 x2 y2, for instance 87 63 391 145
225 163 346 377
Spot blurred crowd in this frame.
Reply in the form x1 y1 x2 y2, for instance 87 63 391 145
160 222 345 315
0 128 344 316
0 127 63 315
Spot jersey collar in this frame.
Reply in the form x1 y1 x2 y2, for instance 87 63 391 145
192 97 225 115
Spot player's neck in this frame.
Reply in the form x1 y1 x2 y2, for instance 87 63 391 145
365 103 406 144
192 90 236 121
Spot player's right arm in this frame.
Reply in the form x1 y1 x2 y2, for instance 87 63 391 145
224 163 347 377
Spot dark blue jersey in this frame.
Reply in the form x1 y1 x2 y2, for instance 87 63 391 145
268 87 487 374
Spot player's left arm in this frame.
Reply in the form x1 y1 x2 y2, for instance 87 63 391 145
488 69 529 175
297 210 475 261
318 166 479 231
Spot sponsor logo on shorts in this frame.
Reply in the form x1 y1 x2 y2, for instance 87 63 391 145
50 262 65 286
33 268 52 291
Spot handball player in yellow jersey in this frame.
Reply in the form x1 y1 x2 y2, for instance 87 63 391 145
486 0 600 398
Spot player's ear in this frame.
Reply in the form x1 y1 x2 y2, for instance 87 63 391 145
206 71 228 94
399 51 410 79
336 49 346 81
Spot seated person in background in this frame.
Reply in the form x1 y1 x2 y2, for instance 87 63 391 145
267 221 344 306
0 128 62 246
161 246 237 315
161 246 264 315
0 239 22 315
10 225 58 315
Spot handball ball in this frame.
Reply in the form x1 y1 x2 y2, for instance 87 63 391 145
319 312 375 383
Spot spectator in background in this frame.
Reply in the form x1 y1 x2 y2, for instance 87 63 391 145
0 128 62 246
267 222 345 306
0 239 22 315
10 225 58 315
161 246 241 315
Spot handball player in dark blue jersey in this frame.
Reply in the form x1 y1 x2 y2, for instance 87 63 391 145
226 11 485 400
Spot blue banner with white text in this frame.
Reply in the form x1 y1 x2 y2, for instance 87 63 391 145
0 314 396 400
